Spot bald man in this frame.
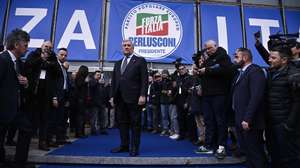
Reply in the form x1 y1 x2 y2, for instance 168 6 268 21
25 41 60 151
195 40 233 159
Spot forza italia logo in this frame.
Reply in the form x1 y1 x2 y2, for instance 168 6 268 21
122 3 182 59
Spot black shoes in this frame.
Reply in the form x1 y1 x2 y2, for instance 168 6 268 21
7 162 36 168
56 140 72 145
129 149 139 157
39 141 50 151
110 146 129 153
110 146 139 157
47 141 59 148
5 141 17 146
100 130 108 135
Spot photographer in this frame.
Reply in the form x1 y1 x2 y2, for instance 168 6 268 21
265 46 300 168
186 64 204 145
25 41 60 151
194 40 233 159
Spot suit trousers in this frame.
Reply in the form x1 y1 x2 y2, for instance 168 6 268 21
237 129 267 168
0 114 32 164
48 90 67 141
116 98 142 150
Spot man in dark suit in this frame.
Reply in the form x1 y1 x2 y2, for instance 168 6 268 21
232 48 267 168
0 29 34 168
110 39 148 156
48 48 71 146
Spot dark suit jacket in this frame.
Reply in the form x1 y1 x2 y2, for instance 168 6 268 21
111 55 148 104
0 51 21 125
232 64 266 129
55 60 70 102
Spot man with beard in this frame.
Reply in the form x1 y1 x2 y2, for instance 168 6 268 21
232 48 267 168
265 47 300 168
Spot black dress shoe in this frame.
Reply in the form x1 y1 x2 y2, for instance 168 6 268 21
100 130 108 135
76 135 88 138
38 144 50 151
47 141 59 148
56 140 72 145
110 146 129 153
5 141 17 146
129 150 139 157
10 162 36 168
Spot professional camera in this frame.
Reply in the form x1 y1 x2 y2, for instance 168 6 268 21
255 31 300 51
268 32 299 51
172 58 182 69
149 69 159 77
192 49 207 68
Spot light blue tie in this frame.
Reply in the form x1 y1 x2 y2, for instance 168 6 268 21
235 70 244 83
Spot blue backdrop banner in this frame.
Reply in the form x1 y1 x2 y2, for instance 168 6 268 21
6 0 54 49
200 3 243 59
244 7 283 66
54 0 103 61
285 9 300 35
0 0 7 41
106 0 195 64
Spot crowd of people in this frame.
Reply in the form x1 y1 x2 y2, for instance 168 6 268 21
0 28 300 168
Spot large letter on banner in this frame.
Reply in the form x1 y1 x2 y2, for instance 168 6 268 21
54 0 102 61
244 7 283 66
0 0 8 40
6 0 54 48
285 9 300 41
106 0 195 64
200 3 243 58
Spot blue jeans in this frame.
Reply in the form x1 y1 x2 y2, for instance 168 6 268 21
169 104 179 134
146 104 153 129
89 107 99 133
160 104 170 130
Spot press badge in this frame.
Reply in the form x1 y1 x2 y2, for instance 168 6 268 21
39 70 46 79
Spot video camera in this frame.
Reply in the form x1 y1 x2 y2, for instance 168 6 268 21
149 69 159 77
255 31 300 51
192 49 207 68
172 58 182 69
